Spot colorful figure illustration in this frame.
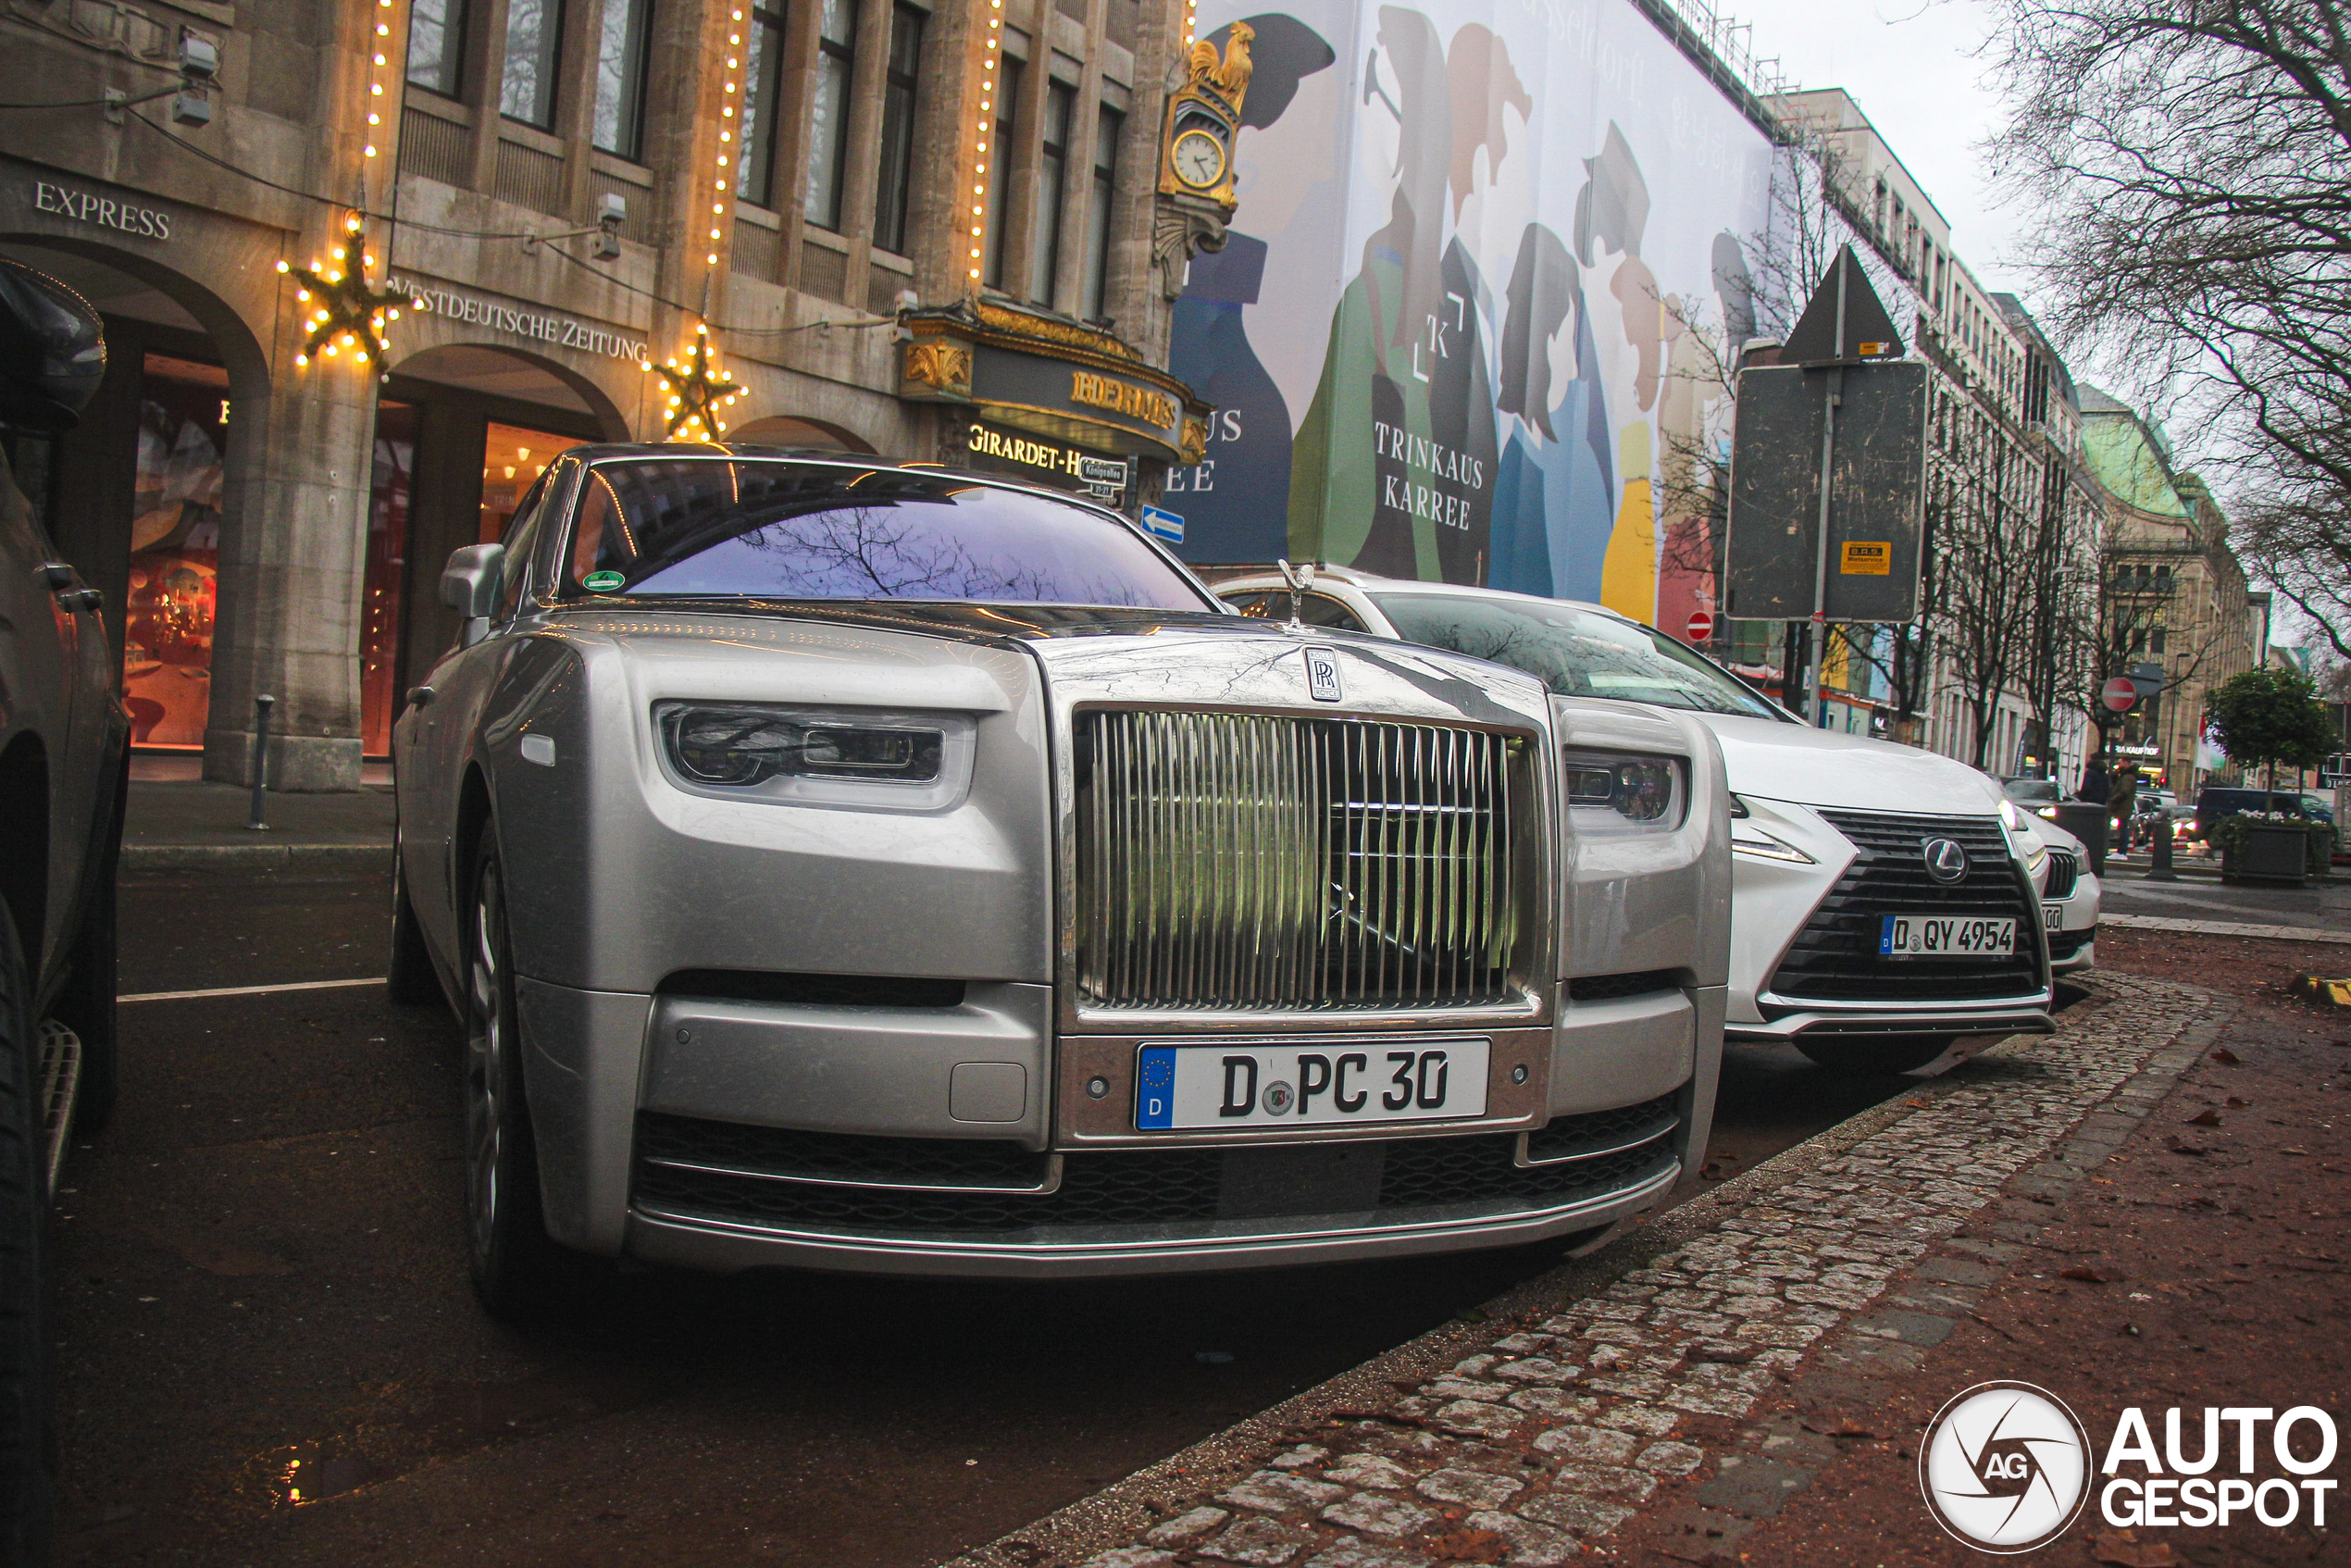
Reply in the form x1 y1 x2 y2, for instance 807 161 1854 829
1172 0 1770 621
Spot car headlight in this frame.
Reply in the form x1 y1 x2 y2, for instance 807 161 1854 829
657 702 946 788
1998 798 2025 831
1561 750 1685 834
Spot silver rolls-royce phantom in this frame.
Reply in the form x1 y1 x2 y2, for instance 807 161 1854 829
389 446 1730 1314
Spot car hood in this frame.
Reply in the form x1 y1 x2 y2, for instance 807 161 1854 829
1693 714 2007 816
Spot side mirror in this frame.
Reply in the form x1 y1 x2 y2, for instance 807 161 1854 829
0 258 106 433
441 543 504 646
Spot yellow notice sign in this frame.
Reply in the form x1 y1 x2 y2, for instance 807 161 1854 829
1840 541 1893 575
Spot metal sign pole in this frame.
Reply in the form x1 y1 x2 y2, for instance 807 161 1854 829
1806 259 1849 730
1808 368 1840 729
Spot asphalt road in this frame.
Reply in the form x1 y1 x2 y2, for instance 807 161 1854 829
56 870 1930 1568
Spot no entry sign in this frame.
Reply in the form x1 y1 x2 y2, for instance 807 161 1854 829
2102 676 2140 712
1686 608 1715 642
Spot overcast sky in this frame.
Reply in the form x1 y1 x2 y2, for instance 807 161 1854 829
1729 0 2040 308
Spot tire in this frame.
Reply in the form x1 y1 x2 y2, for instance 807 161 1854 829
0 902 54 1568
1793 1035 1956 1075
461 832 566 1320
387 826 442 1008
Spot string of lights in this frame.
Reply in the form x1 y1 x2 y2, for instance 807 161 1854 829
966 0 1004 289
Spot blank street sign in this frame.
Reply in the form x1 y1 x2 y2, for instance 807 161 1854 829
1722 360 1928 623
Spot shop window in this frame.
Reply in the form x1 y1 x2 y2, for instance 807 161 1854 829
980 56 1024 288
804 0 856 231
501 0 564 128
738 1 789 206
408 0 469 95
1029 81 1074 305
122 355 229 750
871 3 925 255
480 422 588 543
363 403 417 757
1080 103 1122 321
592 0 653 158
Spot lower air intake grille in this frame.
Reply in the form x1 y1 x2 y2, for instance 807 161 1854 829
630 1110 1677 1237
1074 710 1534 1012
1768 809 2045 1004
1565 970 1682 1002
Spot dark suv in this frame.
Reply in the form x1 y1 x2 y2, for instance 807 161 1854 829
2194 787 2308 842
0 257 122 1566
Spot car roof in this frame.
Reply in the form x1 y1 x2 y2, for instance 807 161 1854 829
1205 564 1638 627
557 442 1136 521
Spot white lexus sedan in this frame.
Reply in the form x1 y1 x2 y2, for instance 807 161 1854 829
1214 568 2058 1073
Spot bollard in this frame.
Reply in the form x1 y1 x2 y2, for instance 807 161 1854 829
2147 814 2178 882
245 693 274 830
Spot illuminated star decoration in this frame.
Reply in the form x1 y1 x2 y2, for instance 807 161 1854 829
276 211 404 377
653 323 741 440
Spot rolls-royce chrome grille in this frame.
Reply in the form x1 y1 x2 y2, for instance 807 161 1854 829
1074 710 1532 1011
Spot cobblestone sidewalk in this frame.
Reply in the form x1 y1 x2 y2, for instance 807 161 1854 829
942 974 2220 1568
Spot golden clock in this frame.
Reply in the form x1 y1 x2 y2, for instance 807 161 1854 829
1171 127 1227 190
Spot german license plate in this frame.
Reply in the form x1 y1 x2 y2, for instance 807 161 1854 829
2044 905 2065 931
1879 915 2015 956
1135 1039 1491 1130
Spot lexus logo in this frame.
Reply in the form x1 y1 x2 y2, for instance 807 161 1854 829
1922 837 1970 883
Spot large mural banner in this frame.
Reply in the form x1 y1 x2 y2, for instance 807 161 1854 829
1165 0 1774 632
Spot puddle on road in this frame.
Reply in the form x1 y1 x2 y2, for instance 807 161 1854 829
245 1361 675 1511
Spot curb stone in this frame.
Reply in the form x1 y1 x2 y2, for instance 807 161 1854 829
2102 914 2351 944
933 976 2219 1568
121 842 392 874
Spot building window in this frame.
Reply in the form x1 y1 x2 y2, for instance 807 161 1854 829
871 3 925 255
592 0 653 158
500 0 563 127
981 55 1024 287
738 1 788 205
1080 104 1121 321
1028 81 1075 305
407 0 468 95
804 0 856 230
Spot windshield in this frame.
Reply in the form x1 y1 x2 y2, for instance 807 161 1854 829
1369 591 1785 719
2003 779 2062 803
561 458 1213 610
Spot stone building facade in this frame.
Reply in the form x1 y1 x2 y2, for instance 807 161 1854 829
2079 389 2265 792
1748 90 2108 783
0 0 1208 788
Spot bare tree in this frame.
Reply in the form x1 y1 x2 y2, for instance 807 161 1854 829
1987 0 2351 655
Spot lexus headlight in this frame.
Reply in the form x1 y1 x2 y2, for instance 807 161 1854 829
1561 750 1685 835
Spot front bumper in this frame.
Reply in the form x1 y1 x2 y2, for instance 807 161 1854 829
1729 991 2055 1043
515 975 1717 1277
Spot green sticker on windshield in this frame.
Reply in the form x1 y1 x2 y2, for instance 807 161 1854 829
581 570 625 592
